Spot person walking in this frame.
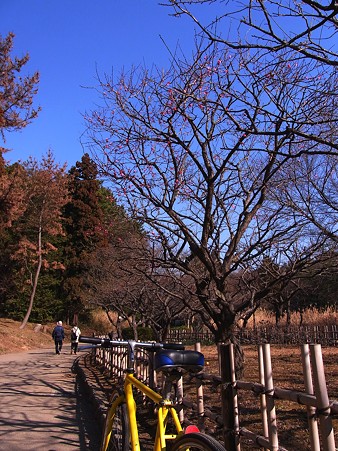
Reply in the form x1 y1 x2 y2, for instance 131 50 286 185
52 321 65 355
70 324 81 354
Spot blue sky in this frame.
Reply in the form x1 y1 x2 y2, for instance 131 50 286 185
1 1 199 168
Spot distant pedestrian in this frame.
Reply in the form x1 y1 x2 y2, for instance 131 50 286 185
70 324 81 354
52 321 65 355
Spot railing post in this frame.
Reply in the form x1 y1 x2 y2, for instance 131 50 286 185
136 348 141 379
177 374 184 422
262 344 278 451
301 344 320 451
195 342 205 431
219 343 240 451
310 344 336 451
258 345 268 450
148 351 156 390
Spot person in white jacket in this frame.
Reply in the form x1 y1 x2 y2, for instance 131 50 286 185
70 324 81 354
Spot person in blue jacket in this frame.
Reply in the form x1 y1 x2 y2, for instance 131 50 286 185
52 321 65 354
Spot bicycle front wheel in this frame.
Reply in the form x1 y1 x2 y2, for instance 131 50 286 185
101 390 130 451
171 432 226 451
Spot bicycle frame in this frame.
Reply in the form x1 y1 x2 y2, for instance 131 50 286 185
102 371 184 451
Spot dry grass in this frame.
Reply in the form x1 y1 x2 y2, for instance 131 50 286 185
0 318 95 354
243 307 337 329
0 318 54 354
198 343 338 450
89 309 116 333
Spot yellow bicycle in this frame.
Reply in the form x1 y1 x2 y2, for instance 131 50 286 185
79 336 226 451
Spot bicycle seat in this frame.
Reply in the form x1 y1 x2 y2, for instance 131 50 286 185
154 350 204 373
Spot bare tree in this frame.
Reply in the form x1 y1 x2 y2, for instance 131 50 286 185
84 237 188 341
274 152 338 242
84 242 150 339
167 0 338 66
84 26 338 344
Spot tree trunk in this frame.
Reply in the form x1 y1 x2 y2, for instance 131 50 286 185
213 311 244 379
131 314 138 340
20 223 43 329
72 312 78 326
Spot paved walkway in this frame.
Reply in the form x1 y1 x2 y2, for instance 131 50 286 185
0 345 101 451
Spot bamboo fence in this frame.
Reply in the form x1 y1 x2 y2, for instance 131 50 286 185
91 342 337 450
167 324 338 346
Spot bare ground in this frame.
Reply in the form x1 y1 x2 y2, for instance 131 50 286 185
198 344 338 450
0 318 94 354
0 318 55 353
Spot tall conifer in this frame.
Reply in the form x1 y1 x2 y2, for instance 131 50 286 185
62 153 104 322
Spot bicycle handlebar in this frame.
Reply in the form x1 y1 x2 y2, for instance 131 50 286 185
79 335 185 351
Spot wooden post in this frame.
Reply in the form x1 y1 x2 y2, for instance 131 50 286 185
118 347 123 379
114 347 118 379
262 344 278 451
219 343 240 451
144 350 149 385
136 348 141 379
258 345 268 450
113 347 117 377
301 344 320 451
149 351 155 390
310 344 336 451
195 342 205 431
110 347 114 378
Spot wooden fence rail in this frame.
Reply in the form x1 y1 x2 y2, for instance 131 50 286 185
167 324 338 346
92 342 337 451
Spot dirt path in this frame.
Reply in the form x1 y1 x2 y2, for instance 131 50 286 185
0 344 101 451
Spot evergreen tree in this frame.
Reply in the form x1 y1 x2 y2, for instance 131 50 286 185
62 153 105 322
0 161 27 315
0 32 40 140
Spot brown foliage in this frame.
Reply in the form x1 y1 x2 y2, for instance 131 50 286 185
0 32 40 236
0 155 27 231
0 32 40 139
14 151 70 328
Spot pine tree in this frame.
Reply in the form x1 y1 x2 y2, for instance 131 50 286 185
0 32 40 139
62 153 105 322
0 33 40 318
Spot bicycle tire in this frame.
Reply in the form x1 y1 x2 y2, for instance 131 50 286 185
101 390 130 451
171 432 226 451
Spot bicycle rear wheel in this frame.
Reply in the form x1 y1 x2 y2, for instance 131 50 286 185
171 432 226 451
101 390 130 451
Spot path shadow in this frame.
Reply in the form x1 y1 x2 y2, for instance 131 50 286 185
0 350 101 450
